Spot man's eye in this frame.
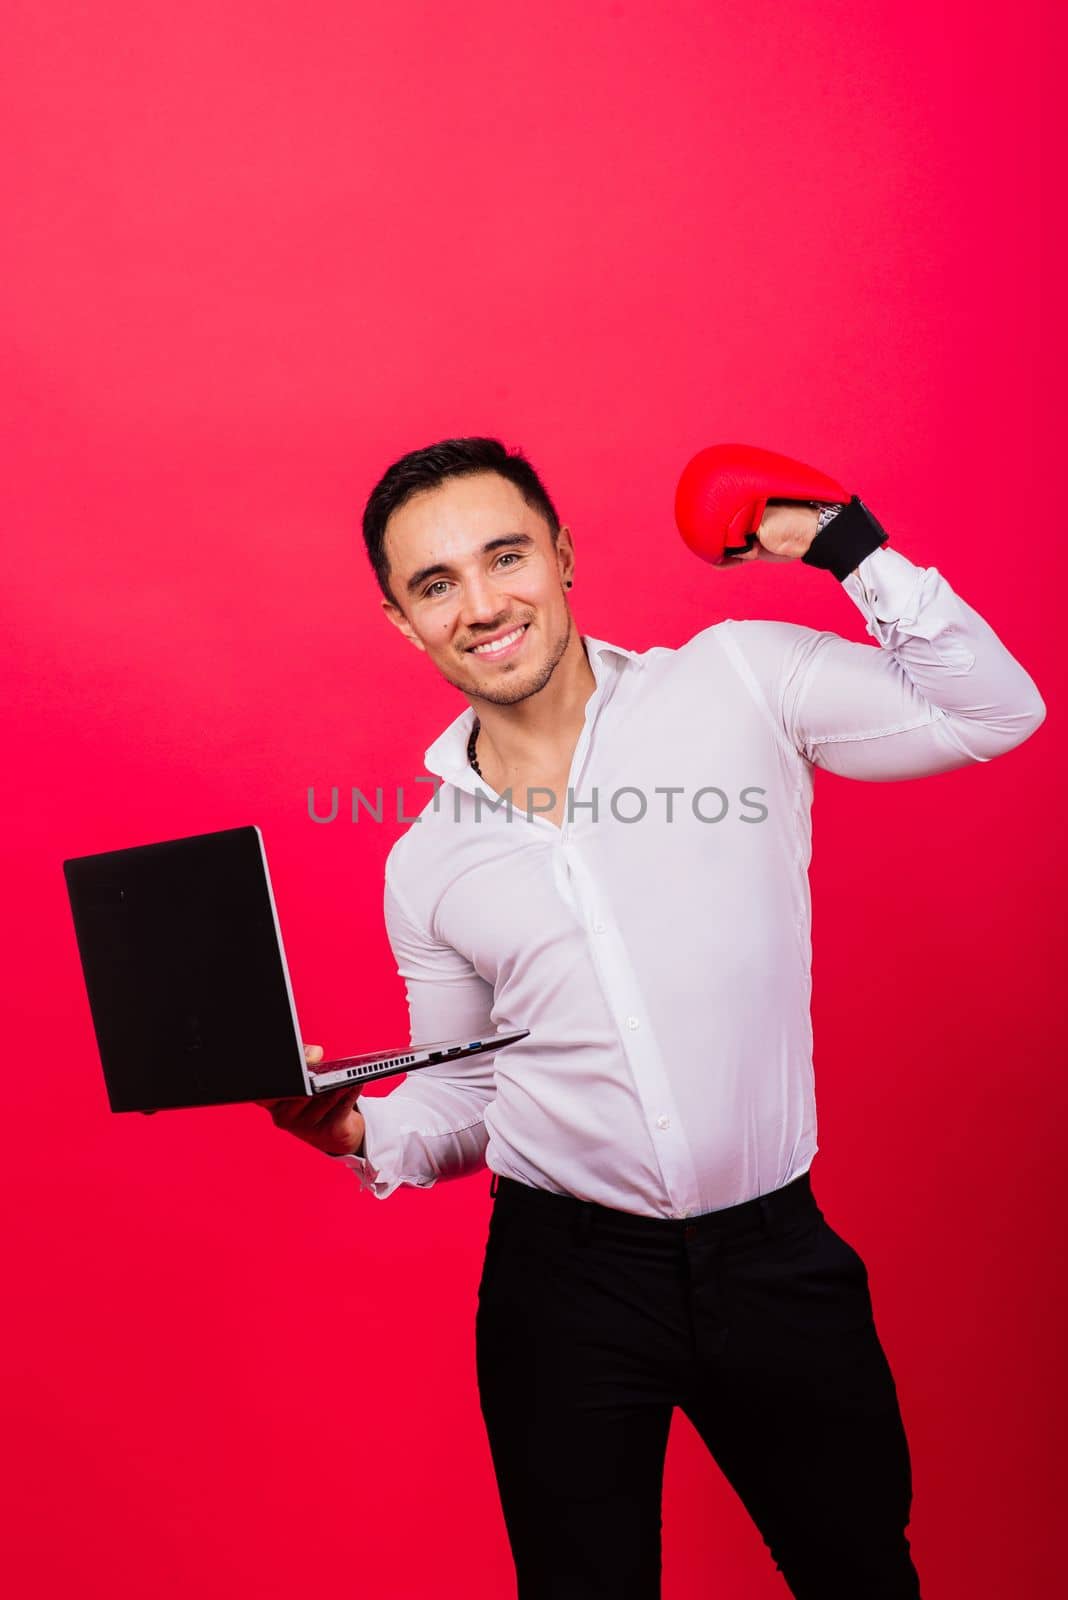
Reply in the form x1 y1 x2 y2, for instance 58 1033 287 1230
423 554 521 598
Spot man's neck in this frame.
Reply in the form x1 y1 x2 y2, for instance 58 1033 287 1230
471 630 596 779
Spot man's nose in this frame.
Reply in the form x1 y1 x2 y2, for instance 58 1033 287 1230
459 572 507 625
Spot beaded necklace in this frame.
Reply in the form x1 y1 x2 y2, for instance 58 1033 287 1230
467 718 482 778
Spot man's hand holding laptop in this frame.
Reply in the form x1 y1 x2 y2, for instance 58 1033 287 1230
256 1044 365 1157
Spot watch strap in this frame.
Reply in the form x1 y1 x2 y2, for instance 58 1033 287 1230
801 494 889 581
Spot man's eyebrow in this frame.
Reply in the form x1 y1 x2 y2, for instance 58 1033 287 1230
406 533 536 596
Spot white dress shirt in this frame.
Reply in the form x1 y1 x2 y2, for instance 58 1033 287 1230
331 546 1045 1218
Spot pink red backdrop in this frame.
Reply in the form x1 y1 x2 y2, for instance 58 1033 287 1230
3 2 1064 1595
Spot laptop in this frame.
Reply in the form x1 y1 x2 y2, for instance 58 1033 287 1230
62 825 528 1114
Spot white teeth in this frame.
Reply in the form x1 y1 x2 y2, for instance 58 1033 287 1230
472 626 526 655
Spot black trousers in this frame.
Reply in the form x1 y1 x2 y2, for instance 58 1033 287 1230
475 1170 922 1599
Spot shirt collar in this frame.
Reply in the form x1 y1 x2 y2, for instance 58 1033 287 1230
422 634 637 789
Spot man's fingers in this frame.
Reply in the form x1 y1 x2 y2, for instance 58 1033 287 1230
305 1086 362 1133
261 1081 358 1132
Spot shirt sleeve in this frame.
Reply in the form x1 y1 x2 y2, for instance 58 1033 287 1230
726 543 1046 780
327 865 499 1199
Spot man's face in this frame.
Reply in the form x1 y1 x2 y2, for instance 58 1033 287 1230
380 472 576 706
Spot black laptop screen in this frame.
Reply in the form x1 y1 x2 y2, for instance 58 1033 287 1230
64 826 304 1112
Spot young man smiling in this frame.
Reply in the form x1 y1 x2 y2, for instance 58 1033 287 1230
260 435 1045 1599
378 461 587 828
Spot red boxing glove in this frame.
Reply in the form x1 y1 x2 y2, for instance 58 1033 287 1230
674 442 887 577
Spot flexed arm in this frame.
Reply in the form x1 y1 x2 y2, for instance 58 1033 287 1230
677 442 1046 778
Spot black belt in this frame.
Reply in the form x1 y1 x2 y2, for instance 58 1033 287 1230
488 1168 817 1245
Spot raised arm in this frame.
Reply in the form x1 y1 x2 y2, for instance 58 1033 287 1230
329 867 499 1199
725 544 1046 781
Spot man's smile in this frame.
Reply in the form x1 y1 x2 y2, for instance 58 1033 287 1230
466 623 531 660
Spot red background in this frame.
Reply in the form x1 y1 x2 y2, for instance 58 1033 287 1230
3 2 1064 1595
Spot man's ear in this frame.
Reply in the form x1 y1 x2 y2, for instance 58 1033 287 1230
557 522 576 587
381 596 427 653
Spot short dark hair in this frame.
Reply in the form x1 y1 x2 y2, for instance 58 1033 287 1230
361 436 562 604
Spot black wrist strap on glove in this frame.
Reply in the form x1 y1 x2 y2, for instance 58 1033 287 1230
801 495 889 581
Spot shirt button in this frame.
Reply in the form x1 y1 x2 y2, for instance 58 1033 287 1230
593 920 607 934
625 1016 640 1031
656 1115 671 1130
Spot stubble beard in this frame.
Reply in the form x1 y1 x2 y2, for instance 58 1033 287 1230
439 609 574 707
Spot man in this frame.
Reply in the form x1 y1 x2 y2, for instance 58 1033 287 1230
260 436 1045 1598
